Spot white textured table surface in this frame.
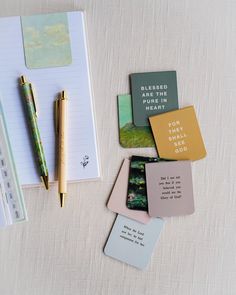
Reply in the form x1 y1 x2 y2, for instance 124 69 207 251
0 1 235 294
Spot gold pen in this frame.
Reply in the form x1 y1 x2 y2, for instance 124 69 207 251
55 91 68 207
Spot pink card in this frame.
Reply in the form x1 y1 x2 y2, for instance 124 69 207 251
107 159 151 224
146 161 194 217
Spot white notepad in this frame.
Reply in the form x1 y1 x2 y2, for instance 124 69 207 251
0 11 100 186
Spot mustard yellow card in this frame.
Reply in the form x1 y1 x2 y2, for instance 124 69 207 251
149 106 206 161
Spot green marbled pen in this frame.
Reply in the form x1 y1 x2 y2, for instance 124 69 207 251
19 76 49 189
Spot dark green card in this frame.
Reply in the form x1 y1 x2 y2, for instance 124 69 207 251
127 156 173 211
130 71 179 127
118 94 155 148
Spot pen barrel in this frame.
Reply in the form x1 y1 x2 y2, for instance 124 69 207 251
58 99 67 194
21 83 48 177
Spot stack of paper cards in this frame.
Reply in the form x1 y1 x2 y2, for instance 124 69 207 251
105 158 165 269
105 157 195 269
118 71 179 148
106 70 207 270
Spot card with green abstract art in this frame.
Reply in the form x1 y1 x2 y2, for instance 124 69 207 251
126 156 174 211
21 12 72 69
118 94 155 148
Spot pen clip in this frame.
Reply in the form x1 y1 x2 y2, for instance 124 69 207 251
54 98 60 135
29 83 38 117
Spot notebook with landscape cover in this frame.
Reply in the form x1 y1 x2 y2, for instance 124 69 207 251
0 11 100 186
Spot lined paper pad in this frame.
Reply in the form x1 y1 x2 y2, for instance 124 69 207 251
0 12 100 185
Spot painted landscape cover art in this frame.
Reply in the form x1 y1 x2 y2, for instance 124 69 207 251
127 156 174 211
118 94 155 148
21 12 72 69
126 156 160 211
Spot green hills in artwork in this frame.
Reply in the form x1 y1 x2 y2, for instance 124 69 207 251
118 94 155 148
120 122 154 148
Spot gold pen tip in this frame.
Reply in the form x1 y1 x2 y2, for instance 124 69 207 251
61 90 68 100
20 75 26 85
59 193 66 207
41 175 49 190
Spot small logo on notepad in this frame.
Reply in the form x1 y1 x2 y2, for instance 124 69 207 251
80 155 89 168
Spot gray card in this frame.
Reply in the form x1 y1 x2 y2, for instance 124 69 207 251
146 161 194 217
130 71 178 126
104 215 164 270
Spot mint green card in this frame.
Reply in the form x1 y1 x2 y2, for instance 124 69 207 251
104 214 164 269
21 13 72 69
118 94 155 148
